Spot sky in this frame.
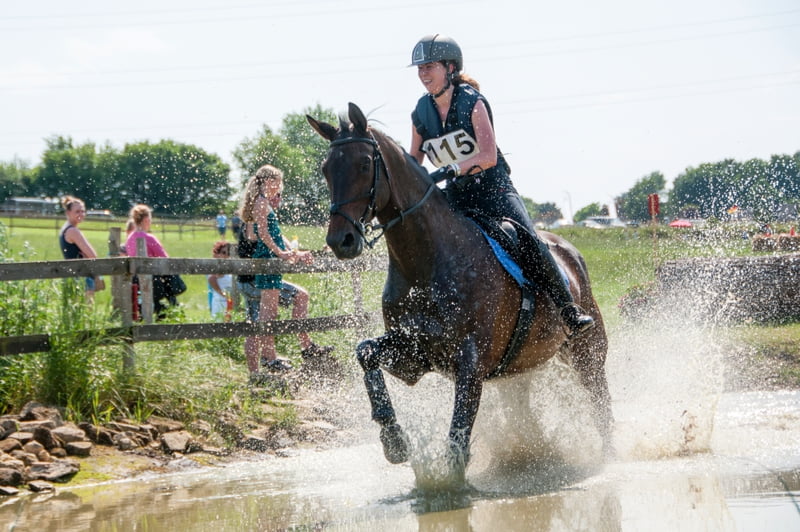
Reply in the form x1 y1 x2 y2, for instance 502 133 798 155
1 0 799 220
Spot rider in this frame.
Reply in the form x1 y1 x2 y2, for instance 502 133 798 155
408 34 595 337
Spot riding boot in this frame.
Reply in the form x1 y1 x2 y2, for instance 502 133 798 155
522 230 595 338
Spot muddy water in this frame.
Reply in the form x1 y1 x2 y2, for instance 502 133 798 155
2 325 800 531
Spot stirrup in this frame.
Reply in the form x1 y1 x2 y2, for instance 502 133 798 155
560 304 595 337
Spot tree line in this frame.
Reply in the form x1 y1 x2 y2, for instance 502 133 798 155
1 102 797 225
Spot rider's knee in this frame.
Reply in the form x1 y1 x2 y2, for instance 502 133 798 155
356 339 380 371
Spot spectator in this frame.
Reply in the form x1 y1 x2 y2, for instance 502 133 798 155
231 210 243 240
126 204 180 318
208 241 233 320
239 164 333 382
58 195 100 301
216 210 227 237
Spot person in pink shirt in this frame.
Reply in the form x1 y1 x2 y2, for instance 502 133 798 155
125 204 176 317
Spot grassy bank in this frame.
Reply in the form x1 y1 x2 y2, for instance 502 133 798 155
1 219 798 445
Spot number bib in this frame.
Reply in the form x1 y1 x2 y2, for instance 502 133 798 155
422 129 480 168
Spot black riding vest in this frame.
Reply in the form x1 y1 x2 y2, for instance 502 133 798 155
411 83 512 184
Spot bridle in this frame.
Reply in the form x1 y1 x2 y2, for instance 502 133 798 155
327 134 436 249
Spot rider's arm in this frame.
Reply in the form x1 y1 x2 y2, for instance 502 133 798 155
456 100 497 175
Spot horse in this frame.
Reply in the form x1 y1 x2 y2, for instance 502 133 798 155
307 103 613 471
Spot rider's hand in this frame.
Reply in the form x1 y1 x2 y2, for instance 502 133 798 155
430 163 460 183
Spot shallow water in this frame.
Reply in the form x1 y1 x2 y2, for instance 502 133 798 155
2 323 799 531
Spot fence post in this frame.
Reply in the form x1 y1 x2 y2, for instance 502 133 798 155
137 238 154 324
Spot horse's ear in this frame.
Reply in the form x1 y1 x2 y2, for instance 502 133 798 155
307 115 337 142
348 102 368 135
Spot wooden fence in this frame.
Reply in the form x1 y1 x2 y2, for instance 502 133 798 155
0 228 387 364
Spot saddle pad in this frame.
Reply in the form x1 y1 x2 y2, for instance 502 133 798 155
478 228 526 288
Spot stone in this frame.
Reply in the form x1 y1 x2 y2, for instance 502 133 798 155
36 449 52 463
114 435 135 451
10 451 37 466
19 402 63 425
148 416 185 434
32 425 59 450
0 467 23 487
239 435 270 452
0 418 18 438
26 459 80 482
51 425 87 444
49 447 67 459
19 420 57 432
28 480 54 492
23 440 44 455
0 485 20 496
161 431 192 454
65 441 92 457
6 432 34 445
0 439 22 453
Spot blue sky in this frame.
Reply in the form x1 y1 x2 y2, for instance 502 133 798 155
1 0 798 219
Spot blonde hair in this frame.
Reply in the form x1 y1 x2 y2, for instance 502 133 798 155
239 164 284 222
61 195 84 212
129 204 152 228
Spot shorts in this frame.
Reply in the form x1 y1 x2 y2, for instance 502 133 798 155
237 280 298 322
85 276 96 291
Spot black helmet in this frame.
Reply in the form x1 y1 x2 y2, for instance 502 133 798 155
410 34 463 72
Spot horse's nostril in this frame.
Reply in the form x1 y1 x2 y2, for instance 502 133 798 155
342 233 355 249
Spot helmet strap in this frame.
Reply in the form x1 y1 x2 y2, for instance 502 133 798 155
433 77 451 99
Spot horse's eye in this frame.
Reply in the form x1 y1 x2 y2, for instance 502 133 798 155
360 156 371 173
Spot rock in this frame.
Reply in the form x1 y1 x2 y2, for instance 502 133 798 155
0 458 25 473
28 480 54 492
0 485 20 496
36 449 52 463
65 441 92 457
0 418 18 438
10 451 37 466
79 423 115 446
113 435 135 451
6 432 34 445
51 425 87 444
0 467 23 487
19 402 63 425
189 419 212 436
23 440 45 455
0 439 22 453
26 459 80 482
148 416 185 434
239 435 270 452
19 420 56 432
106 421 141 434
161 431 192 454
32 426 59 450
49 447 67 459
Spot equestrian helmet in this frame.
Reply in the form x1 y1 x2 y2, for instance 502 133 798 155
410 34 463 72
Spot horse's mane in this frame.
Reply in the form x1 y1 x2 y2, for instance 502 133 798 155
335 115 431 184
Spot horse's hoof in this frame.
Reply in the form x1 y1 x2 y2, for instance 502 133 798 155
380 423 409 464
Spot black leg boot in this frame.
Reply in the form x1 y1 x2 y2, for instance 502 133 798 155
521 229 595 337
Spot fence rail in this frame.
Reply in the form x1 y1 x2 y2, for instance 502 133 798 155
0 239 388 358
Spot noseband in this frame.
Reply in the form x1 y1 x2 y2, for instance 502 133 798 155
327 135 436 248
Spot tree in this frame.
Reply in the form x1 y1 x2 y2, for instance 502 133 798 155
573 202 605 223
0 158 34 202
36 136 108 208
521 197 563 226
109 140 231 217
232 105 337 225
615 171 666 222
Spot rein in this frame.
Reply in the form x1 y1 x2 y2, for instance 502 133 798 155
328 134 437 248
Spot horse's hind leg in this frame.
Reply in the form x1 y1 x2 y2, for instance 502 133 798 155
356 336 412 464
570 324 614 457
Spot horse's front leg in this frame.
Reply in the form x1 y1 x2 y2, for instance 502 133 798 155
448 334 483 470
356 334 424 464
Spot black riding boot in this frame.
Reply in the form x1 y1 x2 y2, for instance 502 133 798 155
522 231 595 338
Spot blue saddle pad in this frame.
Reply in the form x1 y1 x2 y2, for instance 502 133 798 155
477 227 570 290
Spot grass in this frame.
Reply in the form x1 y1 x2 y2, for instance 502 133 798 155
1 216 798 442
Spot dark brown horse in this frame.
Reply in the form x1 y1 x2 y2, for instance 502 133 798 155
308 103 612 470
